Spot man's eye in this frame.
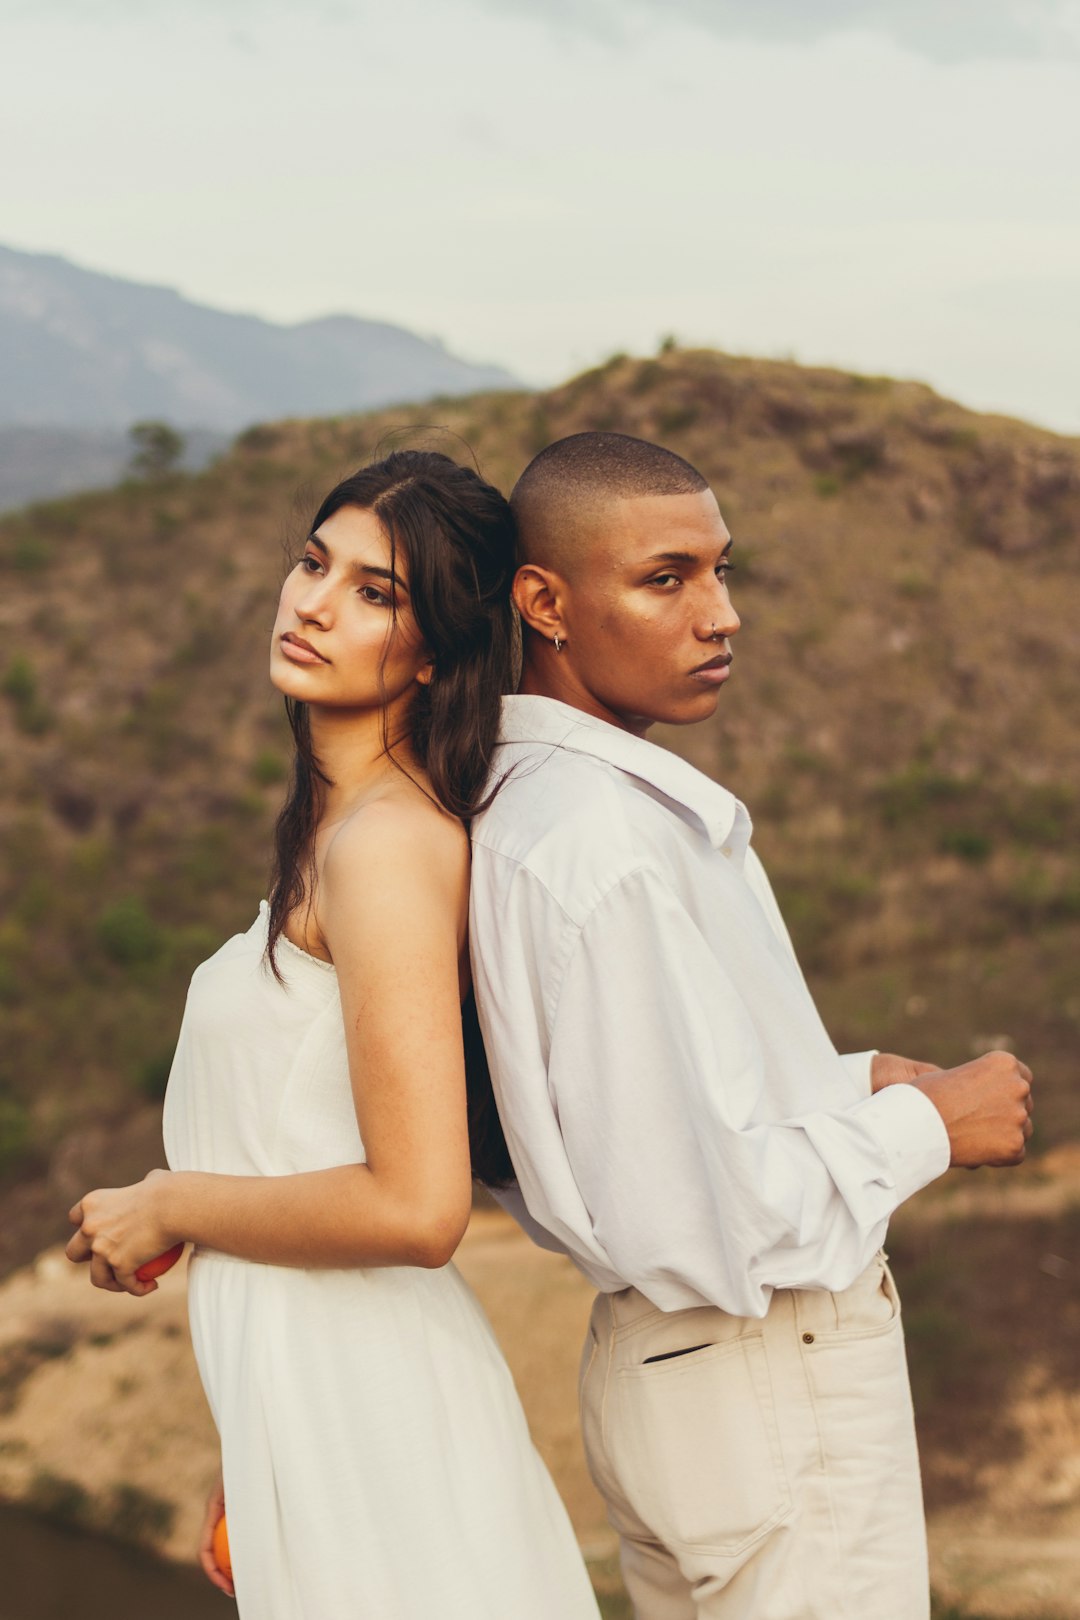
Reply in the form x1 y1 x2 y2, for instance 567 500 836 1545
650 574 680 588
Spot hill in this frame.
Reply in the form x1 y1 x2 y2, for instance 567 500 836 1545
0 243 516 434
2 347 1076 1226
0 346 1078 1612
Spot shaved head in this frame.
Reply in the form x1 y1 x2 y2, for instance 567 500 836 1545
511 432 709 578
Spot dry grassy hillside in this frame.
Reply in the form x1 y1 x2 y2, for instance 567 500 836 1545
1 348 1078 1611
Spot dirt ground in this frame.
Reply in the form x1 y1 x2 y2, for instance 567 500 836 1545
1 1196 1079 1616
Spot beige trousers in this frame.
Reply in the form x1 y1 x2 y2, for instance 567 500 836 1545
579 1255 929 1620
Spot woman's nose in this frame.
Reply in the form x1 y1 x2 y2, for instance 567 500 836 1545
295 580 333 623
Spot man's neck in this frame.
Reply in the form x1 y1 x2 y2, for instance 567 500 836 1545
517 660 654 738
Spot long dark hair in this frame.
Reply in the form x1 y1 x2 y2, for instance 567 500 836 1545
268 449 517 1186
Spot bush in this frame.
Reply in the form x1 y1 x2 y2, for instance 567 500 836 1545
875 765 977 827
136 1046 175 1099
939 829 992 862
0 1094 31 1174
252 749 288 785
1 654 36 705
1 653 53 734
12 534 52 572
103 1481 176 1544
129 420 185 479
97 896 161 965
656 403 699 435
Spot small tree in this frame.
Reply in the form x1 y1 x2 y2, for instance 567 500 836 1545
129 420 185 479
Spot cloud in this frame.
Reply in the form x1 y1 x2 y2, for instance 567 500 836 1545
479 0 1080 63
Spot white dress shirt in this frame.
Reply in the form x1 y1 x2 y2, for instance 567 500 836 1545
469 695 951 1319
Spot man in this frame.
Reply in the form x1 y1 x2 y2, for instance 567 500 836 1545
468 432 1033 1620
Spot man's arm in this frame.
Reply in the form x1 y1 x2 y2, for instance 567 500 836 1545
544 866 1031 1318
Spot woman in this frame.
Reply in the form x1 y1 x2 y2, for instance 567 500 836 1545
66 451 600 1619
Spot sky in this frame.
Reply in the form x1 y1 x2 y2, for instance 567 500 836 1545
4 0 1080 433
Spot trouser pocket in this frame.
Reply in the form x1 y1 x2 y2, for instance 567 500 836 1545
607 1332 792 1557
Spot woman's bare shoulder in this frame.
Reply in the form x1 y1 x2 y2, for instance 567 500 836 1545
324 786 469 885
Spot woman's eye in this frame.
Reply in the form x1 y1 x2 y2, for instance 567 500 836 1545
359 584 391 606
301 555 322 574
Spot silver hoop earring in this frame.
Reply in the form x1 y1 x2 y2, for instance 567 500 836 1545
553 633 563 653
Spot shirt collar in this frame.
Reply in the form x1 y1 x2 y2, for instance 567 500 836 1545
497 694 751 854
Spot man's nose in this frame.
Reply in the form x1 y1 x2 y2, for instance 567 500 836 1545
699 585 740 641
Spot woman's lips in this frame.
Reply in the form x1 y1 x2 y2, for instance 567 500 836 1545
280 634 328 665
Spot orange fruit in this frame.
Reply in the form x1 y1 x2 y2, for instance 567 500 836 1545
213 1512 232 1580
135 1242 184 1283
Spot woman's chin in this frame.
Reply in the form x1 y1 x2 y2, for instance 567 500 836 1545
270 661 319 700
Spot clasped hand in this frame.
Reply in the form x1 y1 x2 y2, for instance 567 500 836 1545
66 1168 175 1296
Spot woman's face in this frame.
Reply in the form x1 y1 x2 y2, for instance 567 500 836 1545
270 505 432 710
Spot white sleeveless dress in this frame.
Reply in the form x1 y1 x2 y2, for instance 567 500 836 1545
163 902 600 1620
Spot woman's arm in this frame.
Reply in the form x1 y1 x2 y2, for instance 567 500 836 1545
67 799 475 1290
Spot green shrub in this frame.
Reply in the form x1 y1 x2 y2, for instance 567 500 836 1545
2 654 53 734
12 534 52 572
656 403 699 435
103 1481 176 1544
939 829 992 862
875 765 976 827
136 1046 175 1099
252 748 288 785
2 654 37 704
0 1094 31 1173
98 896 161 965
630 361 662 395
896 571 934 598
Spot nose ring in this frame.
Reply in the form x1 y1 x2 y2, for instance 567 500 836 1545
710 623 719 641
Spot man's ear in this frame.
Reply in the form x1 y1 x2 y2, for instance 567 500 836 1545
513 563 566 640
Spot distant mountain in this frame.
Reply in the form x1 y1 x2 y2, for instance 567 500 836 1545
0 244 518 433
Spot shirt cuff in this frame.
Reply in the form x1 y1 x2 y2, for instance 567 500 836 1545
839 1049 878 1097
854 1081 952 1205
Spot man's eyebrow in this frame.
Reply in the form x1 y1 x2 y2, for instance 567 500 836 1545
641 538 734 566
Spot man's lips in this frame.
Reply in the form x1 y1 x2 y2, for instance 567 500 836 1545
690 652 733 675
280 632 329 665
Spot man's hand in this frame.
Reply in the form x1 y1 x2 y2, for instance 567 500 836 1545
66 1169 176 1296
871 1053 941 1092
913 1051 1034 1168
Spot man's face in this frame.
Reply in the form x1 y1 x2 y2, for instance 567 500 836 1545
554 489 740 734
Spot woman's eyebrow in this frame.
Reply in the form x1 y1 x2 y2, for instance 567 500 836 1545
306 533 408 593
347 559 409 594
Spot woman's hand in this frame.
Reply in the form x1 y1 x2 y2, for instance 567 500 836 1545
66 1168 177 1296
198 1470 235 1597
